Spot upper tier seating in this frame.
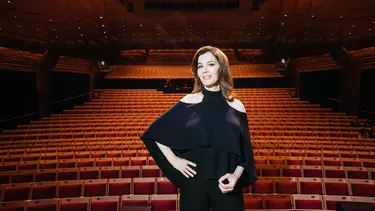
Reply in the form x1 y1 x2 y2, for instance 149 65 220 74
349 46 375 70
54 56 91 74
0 47 43 72
296 54 340 72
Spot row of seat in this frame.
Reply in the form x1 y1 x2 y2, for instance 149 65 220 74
2 176 375 203
1 165 375 183
1 146 375 159
2 193 373 211
1 126 363 136
106 64 282 79
0 164 375 183
2 139 375 150
1 145 375 155
0 195 178 211
15 122 354 130
0 131 360 141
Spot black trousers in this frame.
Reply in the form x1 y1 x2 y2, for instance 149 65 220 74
179 177 245 211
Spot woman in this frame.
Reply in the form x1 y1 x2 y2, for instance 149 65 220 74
140 46 257 211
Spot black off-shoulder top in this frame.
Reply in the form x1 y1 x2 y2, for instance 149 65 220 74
140 87 257 189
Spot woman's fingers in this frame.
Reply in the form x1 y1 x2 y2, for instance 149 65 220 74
181 170 189 178
184 168 194 177
186 166 197 175
186 160 197 167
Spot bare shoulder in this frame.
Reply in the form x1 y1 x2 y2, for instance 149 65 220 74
179 92 203 104
227 98 246 113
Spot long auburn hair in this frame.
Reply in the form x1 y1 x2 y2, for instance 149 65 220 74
191 46 236 102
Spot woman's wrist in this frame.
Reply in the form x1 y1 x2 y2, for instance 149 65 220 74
233 166 244 179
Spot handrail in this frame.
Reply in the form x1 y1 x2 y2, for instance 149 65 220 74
0 93 89 124
0 112 36 123
325 97 340 102
360 110 375 115
51 93 89 105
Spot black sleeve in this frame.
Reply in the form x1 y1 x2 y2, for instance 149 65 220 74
236 113 258 187
140 102 189 188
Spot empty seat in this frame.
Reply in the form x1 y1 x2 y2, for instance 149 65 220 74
293 194 323 209
90 196 119 211
59 197 90 211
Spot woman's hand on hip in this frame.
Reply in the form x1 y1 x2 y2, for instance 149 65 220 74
170 156 197 178
218 173 239 193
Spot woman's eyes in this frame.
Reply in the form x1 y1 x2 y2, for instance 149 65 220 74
197 63 215 69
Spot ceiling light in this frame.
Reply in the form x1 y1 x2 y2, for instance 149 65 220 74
102 24 105 27
80 34 83 36
100 16 103 19
8 1 11 3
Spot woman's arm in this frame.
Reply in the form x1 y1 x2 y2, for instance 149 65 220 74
155 141 177 163
155 141 197 178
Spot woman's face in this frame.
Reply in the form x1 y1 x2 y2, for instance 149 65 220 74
197 52 220 88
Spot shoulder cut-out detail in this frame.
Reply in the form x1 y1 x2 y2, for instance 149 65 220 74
179 92 203 104
227 99 246 113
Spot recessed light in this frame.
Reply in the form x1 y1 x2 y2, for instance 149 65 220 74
100 16 103 19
